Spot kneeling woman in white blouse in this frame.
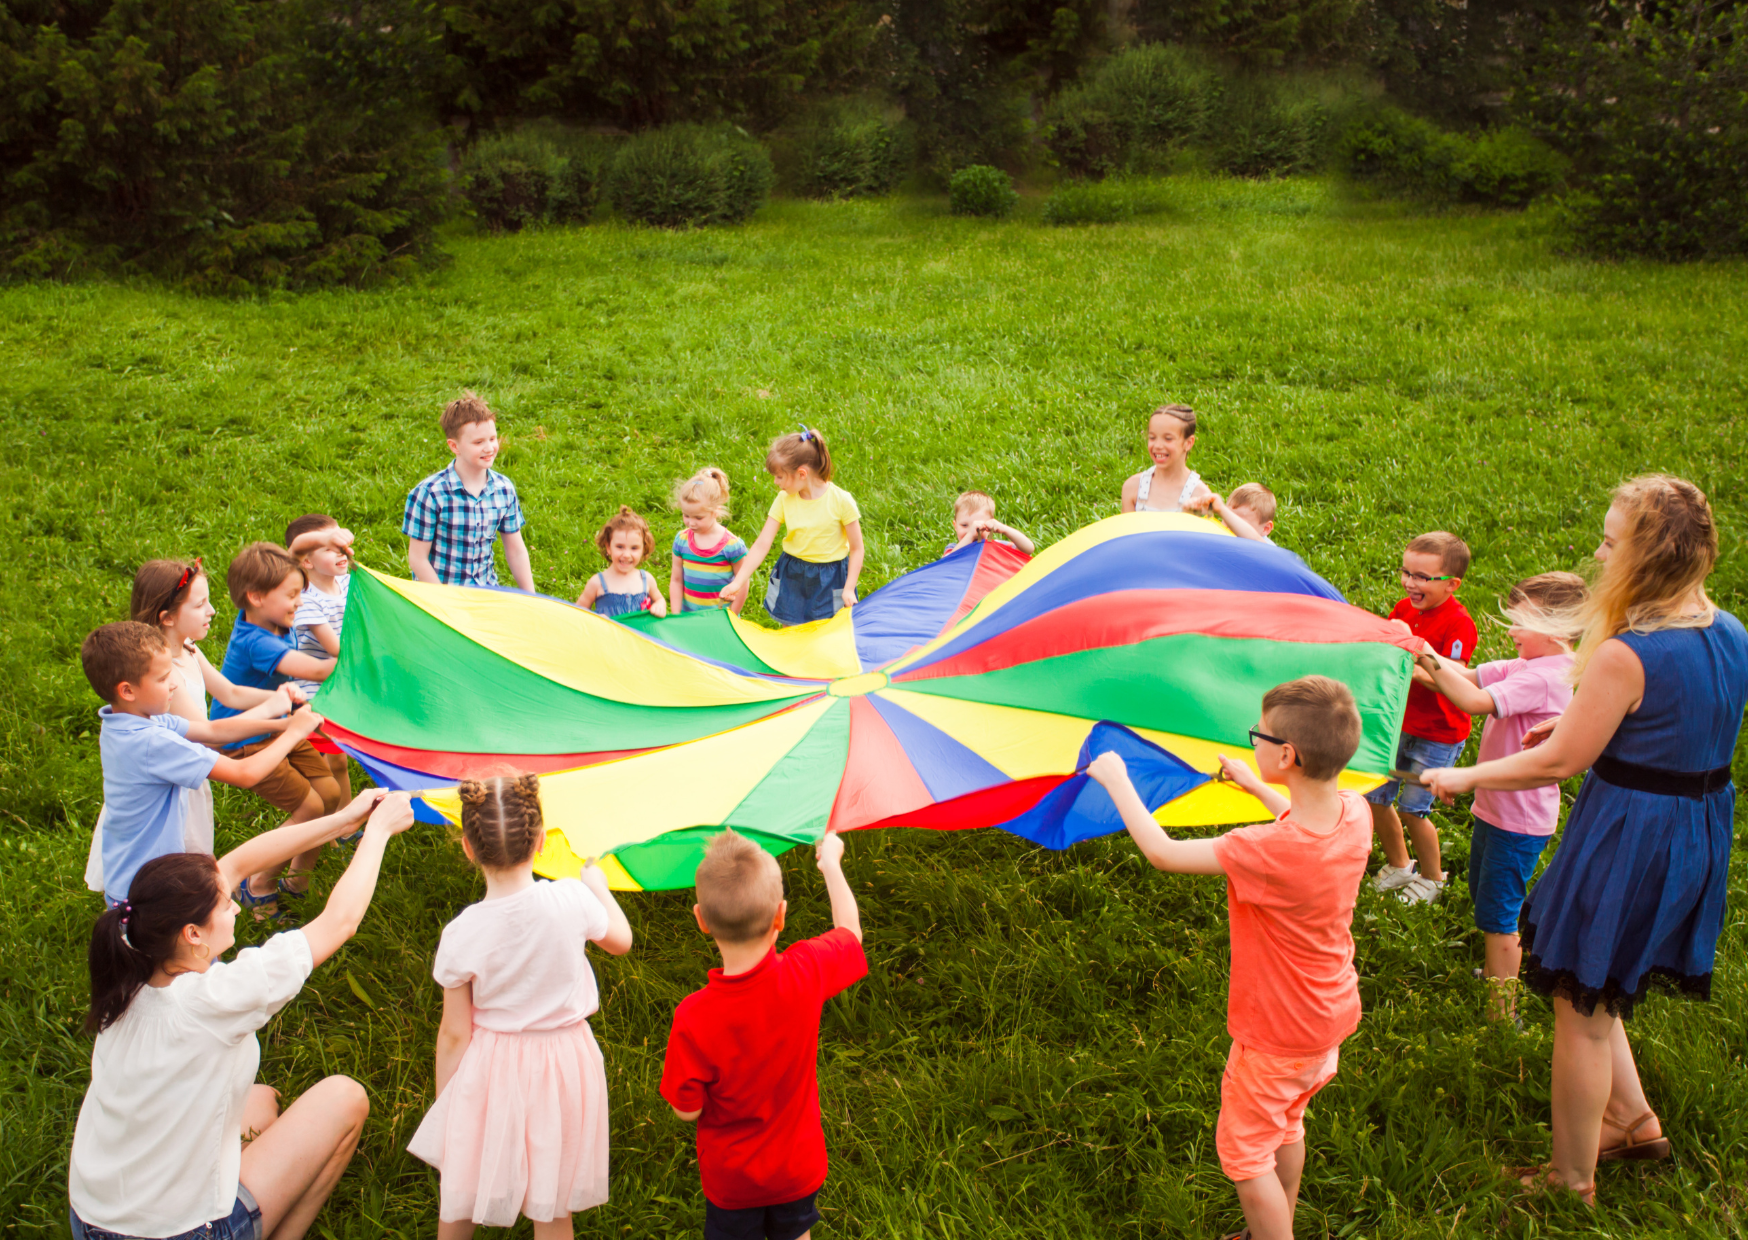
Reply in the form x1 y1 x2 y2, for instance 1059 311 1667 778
68 788 416 1240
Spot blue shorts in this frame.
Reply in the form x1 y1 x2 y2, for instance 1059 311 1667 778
764 552 848 627
704 1190 821 1240
71 1184 263 1240
1363 734 1465 818
1467 817 1549 935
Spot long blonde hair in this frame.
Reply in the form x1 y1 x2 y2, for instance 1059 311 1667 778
1572 474 1717 681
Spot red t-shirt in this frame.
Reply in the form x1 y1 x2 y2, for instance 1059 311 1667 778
1389 596 1479 742
660 929 868 1209
1211 791 1374 1056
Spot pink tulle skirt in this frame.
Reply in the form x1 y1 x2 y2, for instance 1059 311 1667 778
407 1022 610 1225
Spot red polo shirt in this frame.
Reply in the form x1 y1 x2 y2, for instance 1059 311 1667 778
660 928 867 1209
1389 596 1478 743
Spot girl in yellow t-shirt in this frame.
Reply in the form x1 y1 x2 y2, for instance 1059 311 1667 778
720 426 863 626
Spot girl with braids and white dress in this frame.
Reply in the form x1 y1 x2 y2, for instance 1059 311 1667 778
1120 403 1216 515
409 775 635 1239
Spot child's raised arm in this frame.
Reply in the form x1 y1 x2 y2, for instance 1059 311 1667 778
207 708 323 789
816 830 861 941
984 518 1035 556
720 516 780 610
1086 752 1226 875
199 649 285 713
579 862 635 956
1416 651 1493 714
274 649 334 684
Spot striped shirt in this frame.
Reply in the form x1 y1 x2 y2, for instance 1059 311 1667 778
291 577 347 699
673 529 749 611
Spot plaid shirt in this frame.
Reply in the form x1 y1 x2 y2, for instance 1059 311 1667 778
402 464 526 586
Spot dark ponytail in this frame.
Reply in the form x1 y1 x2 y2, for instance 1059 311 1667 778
86 853 225 1035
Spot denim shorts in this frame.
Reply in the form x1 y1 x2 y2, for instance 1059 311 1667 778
764 552 848 627
71 1184 263 1240
1467 817 1550 935
1363 733 1465 817
704 1190 821 1240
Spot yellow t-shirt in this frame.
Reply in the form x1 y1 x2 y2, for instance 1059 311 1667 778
769 483 861 563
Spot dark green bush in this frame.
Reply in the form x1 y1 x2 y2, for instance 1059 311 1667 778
1522 0 1748 258
789 101 913 199
1044 44 1220 178
1042 179 1172 224
0 0 451 290
1208 77 1329 178
949 165 1019 218
461 130 604 231
608 125 774 228
1340 105 1564 207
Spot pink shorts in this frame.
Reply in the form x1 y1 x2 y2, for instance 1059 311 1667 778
1216 1040 1340 1181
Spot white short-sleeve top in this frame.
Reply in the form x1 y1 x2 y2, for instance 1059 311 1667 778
69 931 314 1235
433 878 610 1033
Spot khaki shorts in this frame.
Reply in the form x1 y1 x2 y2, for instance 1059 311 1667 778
229 738 340 815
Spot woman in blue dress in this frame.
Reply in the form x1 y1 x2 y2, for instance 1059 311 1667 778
1426 474 1748 1205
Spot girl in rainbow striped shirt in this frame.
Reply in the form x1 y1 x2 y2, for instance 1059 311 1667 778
668 468 750 614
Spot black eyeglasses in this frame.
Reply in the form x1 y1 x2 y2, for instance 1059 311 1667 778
1248 726 1302 766
1399 567 1454 585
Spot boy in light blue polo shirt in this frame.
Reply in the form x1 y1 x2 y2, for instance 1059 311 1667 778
82 622 321 906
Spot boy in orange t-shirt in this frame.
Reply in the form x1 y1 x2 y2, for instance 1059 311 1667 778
1090 675 1373 1240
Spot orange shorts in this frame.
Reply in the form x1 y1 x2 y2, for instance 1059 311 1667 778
1216 1039 1340 1182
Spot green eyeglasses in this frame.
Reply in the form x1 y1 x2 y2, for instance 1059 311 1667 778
1399 567 1454 585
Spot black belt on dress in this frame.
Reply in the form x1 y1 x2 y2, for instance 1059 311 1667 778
1592 753 1734 799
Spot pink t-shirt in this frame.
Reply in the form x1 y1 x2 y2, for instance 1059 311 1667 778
1210 791 1373 1057
432 878 611 1032
1472 653 1574 836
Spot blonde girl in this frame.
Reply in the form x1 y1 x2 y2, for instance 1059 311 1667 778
669 468 749 614
85 560 301 893
1425 476 1748 1203
1121 404 1214 514
720 426 864 626
577 507 667 618
408 775 634 1238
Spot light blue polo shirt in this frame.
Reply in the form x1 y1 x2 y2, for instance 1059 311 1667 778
98 707 218 905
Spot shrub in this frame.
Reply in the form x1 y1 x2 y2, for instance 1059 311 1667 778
1339 105 1564 207
949 165 1019 218
790 101 913 199
608 125 774 228
0 0 451 290
1044 44 1219 178
1208 77 1328 178
1042 179 1172 224
461 130 605 231
1521 0 1748 258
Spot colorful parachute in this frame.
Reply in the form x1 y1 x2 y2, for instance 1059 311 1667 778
317 513 1417 891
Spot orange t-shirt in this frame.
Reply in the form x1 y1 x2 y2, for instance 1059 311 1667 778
1210 791 1373 1057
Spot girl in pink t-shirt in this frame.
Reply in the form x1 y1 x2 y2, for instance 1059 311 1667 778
1416 572 1587 1023
407 775 634 1239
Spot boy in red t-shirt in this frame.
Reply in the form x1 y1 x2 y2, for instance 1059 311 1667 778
1368 530 1477 906
1091 676 1373 1240
661 830 866 1240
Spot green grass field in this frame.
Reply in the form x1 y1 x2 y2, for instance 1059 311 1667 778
3 177 1747 1239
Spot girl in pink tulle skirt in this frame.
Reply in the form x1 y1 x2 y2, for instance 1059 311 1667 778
408 775 634 1238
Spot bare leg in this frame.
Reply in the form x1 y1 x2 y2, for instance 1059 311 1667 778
532 1216 574 1240
250 788 325 898
1371 802 1411 870
242 1084 280 1143
1601 1019 1658 1139
1548 998 1613 1196
324 753 353 805
240 1075 368 1240
1484 933 1522 1021
1401 812 1444 882
1273 1138 1306 1228
437 1222 477 1240
1234 1163 1296 1240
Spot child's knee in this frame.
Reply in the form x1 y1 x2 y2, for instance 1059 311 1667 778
313 775 342 815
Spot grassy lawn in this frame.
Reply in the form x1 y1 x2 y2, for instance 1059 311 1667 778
3 177 1746 1238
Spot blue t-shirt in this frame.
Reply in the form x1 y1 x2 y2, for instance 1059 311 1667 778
210 619 296 748
98 708 218 906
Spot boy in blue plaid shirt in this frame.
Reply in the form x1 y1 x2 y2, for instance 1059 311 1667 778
403 391 535 591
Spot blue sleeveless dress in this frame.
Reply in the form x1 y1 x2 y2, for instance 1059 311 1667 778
591 570 654 619
1521 610 1748 1017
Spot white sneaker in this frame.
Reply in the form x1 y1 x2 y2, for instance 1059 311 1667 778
1397 875 1445 905
1372 862 1418 893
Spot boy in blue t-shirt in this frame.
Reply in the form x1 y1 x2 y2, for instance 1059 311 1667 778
81 622 320 906
212 542 345 917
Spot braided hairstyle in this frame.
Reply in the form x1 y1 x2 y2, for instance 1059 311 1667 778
458 774 546 869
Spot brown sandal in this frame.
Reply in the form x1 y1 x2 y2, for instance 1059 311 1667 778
1508 1164 1596 1206
1599 1110 1671 1162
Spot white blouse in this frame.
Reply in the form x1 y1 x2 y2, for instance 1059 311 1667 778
69 931 313 1235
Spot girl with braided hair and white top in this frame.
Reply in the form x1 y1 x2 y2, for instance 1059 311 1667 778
408 775 634 1239
1121 404 1216 515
